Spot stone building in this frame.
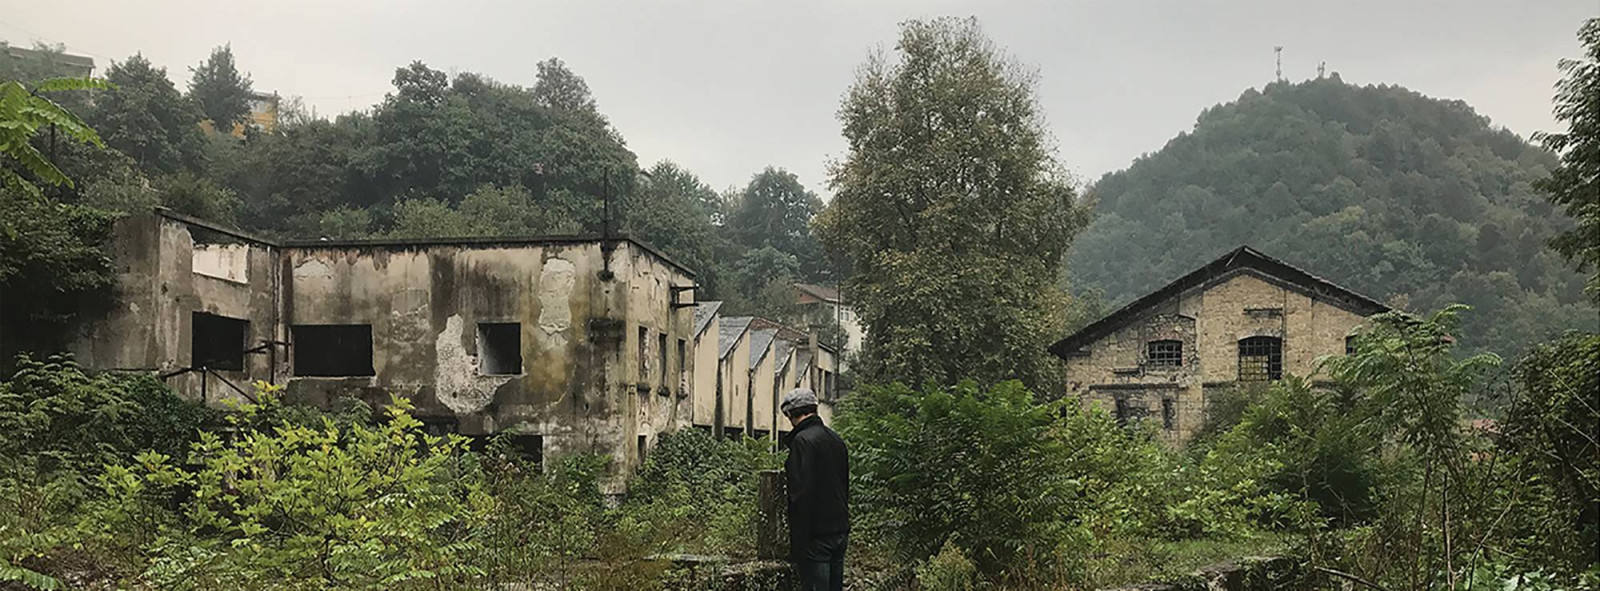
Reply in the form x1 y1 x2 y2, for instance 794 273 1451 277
71 208 702 484
1048 246 1389 443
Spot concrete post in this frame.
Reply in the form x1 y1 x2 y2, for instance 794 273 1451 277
757 469 788 560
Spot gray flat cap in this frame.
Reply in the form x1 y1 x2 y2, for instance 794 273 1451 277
780 388 819 414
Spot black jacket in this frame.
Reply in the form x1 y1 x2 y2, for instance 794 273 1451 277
783 415 850 560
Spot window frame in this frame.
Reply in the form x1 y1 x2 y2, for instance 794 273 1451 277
1146 339 1184 368
1237 336 1283 382
291 324 376 377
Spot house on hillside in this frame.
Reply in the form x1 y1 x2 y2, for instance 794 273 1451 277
1048 246 1390 444
793 283 864 362
70 208 699 489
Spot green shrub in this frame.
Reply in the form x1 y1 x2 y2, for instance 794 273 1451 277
87 384 490 590
837 380 1085 581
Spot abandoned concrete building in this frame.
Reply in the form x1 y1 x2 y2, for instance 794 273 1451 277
69 208 838 482
1048 246 1390 443
689 303 839 441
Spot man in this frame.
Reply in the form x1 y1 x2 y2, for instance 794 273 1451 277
780 388 849 591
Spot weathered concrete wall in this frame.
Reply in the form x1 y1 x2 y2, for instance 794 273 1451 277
73 213 283 404
721 333 750 432
1066 270 1370 444
692 318 720 427
749 343 776 435
281 240 694 478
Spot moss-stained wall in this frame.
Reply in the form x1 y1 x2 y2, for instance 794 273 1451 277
281 240 694 481
73 213 284 405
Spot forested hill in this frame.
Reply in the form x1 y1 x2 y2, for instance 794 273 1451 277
1068 75 1597 357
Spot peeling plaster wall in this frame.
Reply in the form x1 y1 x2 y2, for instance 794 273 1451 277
76 216 697 488
282 240 693 485
1064 271 1371 445
72 214 283 405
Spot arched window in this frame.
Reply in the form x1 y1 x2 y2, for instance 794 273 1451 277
1238 336 1283 381
1147 339 1183 367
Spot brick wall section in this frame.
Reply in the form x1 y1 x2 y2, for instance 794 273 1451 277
1065 270 1371 444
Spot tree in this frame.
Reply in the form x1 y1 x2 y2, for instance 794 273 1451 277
624 161 726 295
89 54 205 175
532 57 597 114
727 167 828 281
187 45 255 134
815 17 1086 391
1535 17 1600 302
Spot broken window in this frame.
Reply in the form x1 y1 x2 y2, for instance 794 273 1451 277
292 324 375 377
477 322 522 375
1345 334 1357 356
192 312 248 371
657 332 668 389
1147 339 1183 367
1238 336 1283 382
1162 399 1175 430
638 326 650 383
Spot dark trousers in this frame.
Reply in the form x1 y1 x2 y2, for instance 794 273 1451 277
797 532 847 591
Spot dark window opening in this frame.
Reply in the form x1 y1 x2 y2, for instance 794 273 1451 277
1238 336 1283 382
1345 334 1357 356
292 324 375 377
508 434 543 467
1147 339 1183 367
1162 399 1175 430
638 326 650 383
477 322 522 375
192 312 248 371
657 332 668 389
637 434 648 464
676 338 688 391
1114 398 1130 425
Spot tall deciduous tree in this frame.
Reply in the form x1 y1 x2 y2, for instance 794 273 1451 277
89 54 205 175
727 167 828 281
1536 17 1600 302
532 57 598 114
816 17 1086 391
188 44 255 133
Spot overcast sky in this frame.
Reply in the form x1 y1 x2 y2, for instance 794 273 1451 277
6 1 1595 196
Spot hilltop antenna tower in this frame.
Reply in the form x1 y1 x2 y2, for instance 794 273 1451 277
1317 61 1326 78
1274 46 1284 81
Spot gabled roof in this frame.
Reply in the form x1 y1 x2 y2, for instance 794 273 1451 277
794 283 844 304
719 317 753 360
748 329 778 368
1048 245 1390 358
774 339 798 373
793 350 814 386
693 301 723 340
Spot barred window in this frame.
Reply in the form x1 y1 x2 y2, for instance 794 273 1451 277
1147 340 1183 367
1238 336 1283 382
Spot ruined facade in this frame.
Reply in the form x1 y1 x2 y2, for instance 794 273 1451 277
73 209 702 482
1048 246 1389 443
